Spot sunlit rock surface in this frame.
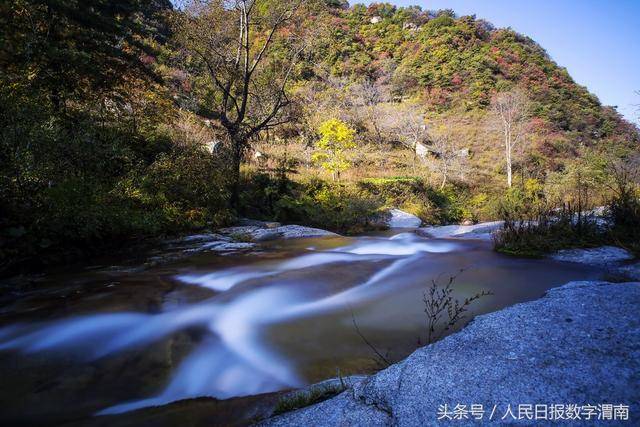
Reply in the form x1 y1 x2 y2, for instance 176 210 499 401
417 221 503 240
387 209 422 228
261 281 640 426
550 246 634 265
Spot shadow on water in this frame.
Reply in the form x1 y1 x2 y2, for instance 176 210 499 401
0 230 606 424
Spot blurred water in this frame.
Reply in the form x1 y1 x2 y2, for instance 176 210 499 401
0 231 605 416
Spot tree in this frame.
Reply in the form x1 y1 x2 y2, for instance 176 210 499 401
0 0 170 111
425 124 467 189
171 0 321 206
312 118 356 181
350 78 388 145
490 88 530 188
379 105 428 173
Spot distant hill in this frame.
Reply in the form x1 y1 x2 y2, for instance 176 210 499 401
308 3 638 150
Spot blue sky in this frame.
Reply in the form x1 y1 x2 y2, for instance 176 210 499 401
358 0 640 123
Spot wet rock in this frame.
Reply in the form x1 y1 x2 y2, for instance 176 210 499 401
275 225 337 239
417 221 503 240
261 281 640 426
387 209 422 228
551 246 634 265
219 225 337 241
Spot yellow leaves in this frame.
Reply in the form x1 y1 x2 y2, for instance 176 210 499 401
317 118 356 150
314 119 357 179
524 178 543 199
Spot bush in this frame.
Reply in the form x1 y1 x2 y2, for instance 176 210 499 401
238 174 385 234
275 180 385 234
607 165 640 255
357 177 454 224
493 203 603 257
493 171 640 257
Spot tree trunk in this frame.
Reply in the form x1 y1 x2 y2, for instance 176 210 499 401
505 129 512 188
440 162 448 189
230 137 245 209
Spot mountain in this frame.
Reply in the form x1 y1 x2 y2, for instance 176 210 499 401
307 3 638 151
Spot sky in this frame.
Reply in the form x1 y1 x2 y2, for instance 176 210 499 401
358 0 640 123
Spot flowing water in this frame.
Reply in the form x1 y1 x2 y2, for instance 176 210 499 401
0 229 606 424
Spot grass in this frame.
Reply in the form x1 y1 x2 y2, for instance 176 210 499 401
272 383 347 416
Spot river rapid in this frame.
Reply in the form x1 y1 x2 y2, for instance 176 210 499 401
0 227 606 424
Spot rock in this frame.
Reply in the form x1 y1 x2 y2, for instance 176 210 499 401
417 221 503 241
261 281 640 426
274 225 337 239
387 209 422 228
168 233 231 244
219 225 261 237
219 224 338 241
617 262 640 280
551 246 634 266
195 241 255 252
238 218 282 228
252 230 284 242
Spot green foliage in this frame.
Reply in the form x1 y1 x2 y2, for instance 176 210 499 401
275 181 384 234
494 168 640 257
318 4 637 144
357 178 482 224
1 0 638 274
238 173 384 235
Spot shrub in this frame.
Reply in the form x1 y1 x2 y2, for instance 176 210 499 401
275 181 385 234
607 165 640 255
238 173 385 235
356 177 468 224
493 168 640 257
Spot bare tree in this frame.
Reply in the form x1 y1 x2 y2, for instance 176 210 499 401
426 124 467 189
379 105 428 173
350 78 389 145
171 0 321 205
490 88 530 188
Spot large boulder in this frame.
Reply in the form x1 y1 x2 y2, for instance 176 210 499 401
261 281 640 426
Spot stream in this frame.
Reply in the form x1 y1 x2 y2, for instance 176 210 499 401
0 227 607 424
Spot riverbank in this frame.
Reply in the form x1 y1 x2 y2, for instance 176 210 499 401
260 280 640 426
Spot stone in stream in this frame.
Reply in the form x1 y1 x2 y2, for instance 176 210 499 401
550 246 634 265
219 224 338 242
260 281 640 426
387 209 422 228
416 220 503 240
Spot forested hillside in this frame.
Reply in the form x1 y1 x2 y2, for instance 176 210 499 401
1 0 638 272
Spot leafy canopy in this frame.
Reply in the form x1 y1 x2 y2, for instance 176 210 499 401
312 118 356 179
